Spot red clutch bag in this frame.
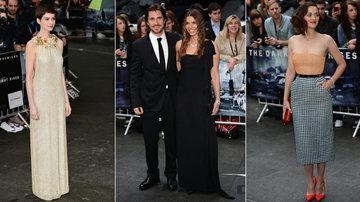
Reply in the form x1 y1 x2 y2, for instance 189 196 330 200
283 99 291 125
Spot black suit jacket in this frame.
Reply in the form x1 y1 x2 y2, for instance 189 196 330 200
130 32 181 112
205 20 224 41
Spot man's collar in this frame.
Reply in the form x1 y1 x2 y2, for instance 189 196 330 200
149 31 166 41
211 19 220 27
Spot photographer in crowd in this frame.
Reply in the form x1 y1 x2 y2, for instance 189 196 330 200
0 0 15 53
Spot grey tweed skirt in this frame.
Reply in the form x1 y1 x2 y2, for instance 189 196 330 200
291 76 334 164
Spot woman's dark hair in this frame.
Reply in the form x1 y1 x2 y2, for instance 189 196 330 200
339 0 359 41
116 15 132 43
135 15 148 39
166 10 181 33
145 4 167 23
179 9 206 58
35 4 57 20
207 2 221 14
291 2 318 35
249 9 264 27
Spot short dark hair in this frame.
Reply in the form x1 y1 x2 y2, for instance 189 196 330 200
313 0 326 5
145 4 167 23
208 2 221 14
291 2 318 35
35 4 57 20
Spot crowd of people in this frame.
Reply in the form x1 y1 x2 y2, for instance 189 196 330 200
247 0 360 50
0 0 93 56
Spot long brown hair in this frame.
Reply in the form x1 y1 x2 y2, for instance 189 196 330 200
135 15 148 39
179 9 206 58
339 0 359 41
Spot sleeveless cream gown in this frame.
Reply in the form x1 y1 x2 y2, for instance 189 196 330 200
30 34 69 200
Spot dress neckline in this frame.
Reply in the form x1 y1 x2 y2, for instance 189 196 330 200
35 34 58 48
292 52 325 58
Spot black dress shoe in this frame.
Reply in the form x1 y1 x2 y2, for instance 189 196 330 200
139 176 160 190
166 178 178 191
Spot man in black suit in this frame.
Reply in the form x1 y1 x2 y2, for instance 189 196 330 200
205 2 224 41
130 4 180 191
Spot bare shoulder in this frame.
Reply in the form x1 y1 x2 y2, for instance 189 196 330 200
288 35 299 48
175 40 182 50
289 35 300 43
26 38 37 52
320 33 334 43
55 35 64 47
26 38 36 48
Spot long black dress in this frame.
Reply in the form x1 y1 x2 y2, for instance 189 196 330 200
176 40 220 192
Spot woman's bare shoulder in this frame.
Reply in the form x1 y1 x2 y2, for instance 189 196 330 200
289 34 301 42
319 33 333 42
175 40 182 50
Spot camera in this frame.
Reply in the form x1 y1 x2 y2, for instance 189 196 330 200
0 8 5 13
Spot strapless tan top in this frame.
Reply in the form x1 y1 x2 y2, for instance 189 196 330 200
292 53 325 75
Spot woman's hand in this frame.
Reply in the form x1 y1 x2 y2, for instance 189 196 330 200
65 102 71 117
115 49 127 58
282 99 291 120
227 58 237 72
211 100 220 116
251 42 259 49
332 10 340 18
319 79 333 91
347 43 356 50
30 105 40 120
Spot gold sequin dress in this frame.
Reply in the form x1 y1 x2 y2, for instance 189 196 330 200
30 34 69 200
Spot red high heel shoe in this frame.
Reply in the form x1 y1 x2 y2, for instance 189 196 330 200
315 180 325 202
305 177 317 202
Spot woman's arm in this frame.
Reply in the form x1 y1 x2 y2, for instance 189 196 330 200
325 35 346 89
25 40 39 120
210 41 221 116
58 39 71 117
283 37 296 118
175 40 182 72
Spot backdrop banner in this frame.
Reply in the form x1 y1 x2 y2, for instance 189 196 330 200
0 51 23 113
116 58 130 108
247 46 360 106
218 60 246 117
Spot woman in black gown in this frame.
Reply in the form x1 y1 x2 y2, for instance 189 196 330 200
175 9 234 200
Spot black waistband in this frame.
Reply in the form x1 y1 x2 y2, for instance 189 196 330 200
297 74 321 78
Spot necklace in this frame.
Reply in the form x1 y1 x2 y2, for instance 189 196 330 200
189 43 197 48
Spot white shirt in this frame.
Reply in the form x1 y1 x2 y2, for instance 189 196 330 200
149 31 169 69
211 19 220 37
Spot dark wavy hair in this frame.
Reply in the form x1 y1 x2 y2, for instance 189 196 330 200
116 15 132 43
179 9 206 59
339 0 359 41
291 2 318 35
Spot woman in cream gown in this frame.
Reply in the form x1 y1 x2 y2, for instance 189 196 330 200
25 5 71 200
